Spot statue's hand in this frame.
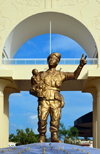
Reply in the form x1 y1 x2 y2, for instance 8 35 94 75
80 54 87 67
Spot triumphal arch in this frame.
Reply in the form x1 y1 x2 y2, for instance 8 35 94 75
0 0 100 149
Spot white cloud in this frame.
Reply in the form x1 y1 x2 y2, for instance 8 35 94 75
9 92 38 112
10 122 16 128
64 100 69 103
46 131 50 138
17 112 34 117
26 40 36 47
26 114 38 134
10 93 22 97
22 112 33 116
10 122 24 131
33 128 38 134
29 115 37 120
43 35 79 52
10 92 31 98
62 104 92 123
9 113 13 117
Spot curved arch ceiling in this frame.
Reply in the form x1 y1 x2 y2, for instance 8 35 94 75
4 12 97 59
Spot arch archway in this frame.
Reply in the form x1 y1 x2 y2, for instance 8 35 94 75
3 12 97 59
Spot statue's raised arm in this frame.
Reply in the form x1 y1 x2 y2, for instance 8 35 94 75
74 54 87 79
80 54 87 67
66 54 87 80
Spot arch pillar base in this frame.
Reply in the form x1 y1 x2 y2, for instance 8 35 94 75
83 86 97 148
0 79 11 148
2 88 17 148
83 78 100 149
0 78 18 148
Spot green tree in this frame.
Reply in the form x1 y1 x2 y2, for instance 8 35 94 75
84 137 90 141
58 122 79 143
9 127 39 145
58 122 68 141
67 126 78 140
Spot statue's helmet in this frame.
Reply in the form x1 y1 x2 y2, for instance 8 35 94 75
47 52 61 62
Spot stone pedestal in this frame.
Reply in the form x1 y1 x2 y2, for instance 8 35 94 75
0 143 100 154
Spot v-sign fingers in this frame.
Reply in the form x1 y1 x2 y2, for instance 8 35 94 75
85 55 87 59
81 54 84 59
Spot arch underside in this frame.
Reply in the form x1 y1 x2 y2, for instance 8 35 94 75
4 12 97 59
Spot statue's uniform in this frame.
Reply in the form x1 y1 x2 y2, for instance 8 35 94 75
30 52 86 142
38 69 74 134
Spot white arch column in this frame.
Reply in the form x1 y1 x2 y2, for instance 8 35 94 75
91 88 97 148
88 79 100 148
97 87 100 148
83 87 97 148
93 93 97 148
0 79 11 148
3 88 17 148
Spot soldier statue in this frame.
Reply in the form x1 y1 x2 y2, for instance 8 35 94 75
30 52 87 143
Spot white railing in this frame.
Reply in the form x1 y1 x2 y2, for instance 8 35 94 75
2 58 98 65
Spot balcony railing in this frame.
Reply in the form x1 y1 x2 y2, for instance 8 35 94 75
2 58 98 65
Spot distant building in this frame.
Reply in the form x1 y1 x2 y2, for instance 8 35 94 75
9 142 16 147
74 111 93 137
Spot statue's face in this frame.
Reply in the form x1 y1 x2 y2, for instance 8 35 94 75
48 55 59 68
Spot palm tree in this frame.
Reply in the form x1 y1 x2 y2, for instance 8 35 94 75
58 122 78 143
58 122 68 142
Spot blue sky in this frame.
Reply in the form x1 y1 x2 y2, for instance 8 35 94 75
9 34 93 139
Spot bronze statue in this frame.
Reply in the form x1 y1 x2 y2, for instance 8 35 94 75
30 53 87 143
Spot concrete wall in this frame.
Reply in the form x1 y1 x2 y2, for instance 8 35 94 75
0 0 100 63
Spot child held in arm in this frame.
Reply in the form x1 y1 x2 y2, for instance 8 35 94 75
30 69 43 97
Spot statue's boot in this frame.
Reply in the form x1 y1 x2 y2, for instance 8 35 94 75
38 133 45 143
51 132 62 143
